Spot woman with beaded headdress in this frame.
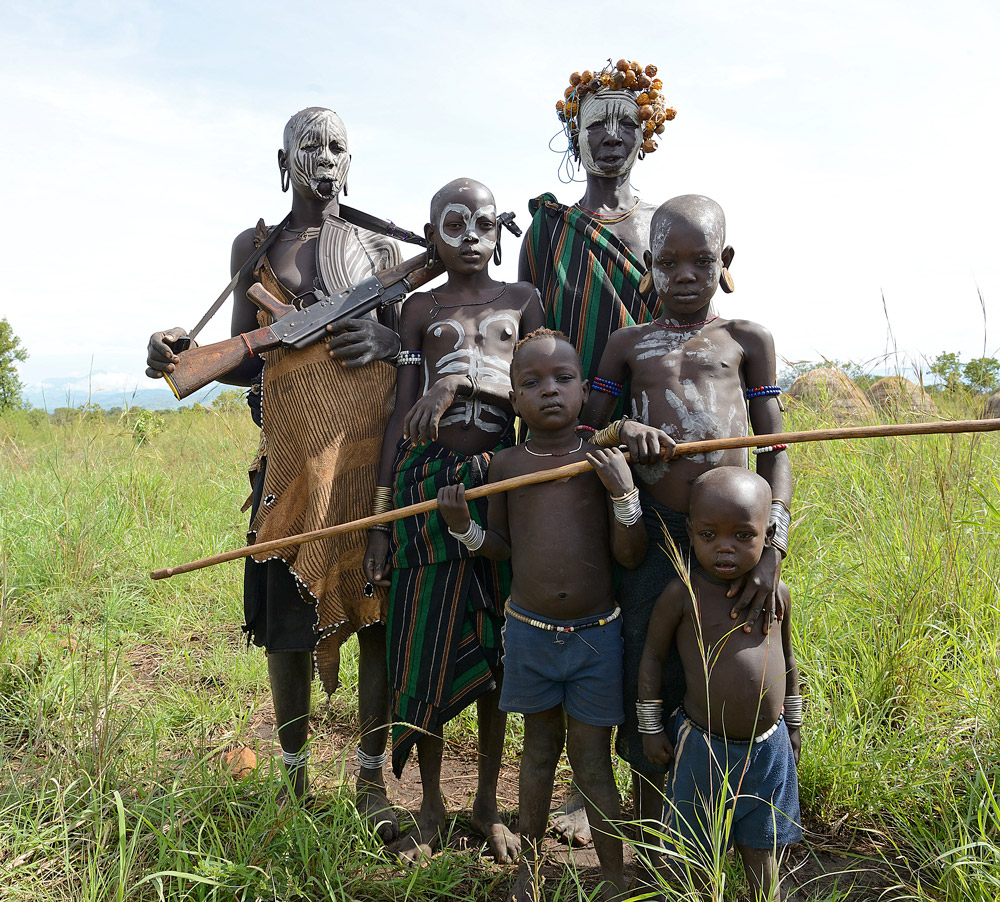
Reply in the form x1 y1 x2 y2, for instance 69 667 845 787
517 60 678 858
519 59 676 396
145 107 406 841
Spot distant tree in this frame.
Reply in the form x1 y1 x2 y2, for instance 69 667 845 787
0 318 28 411
211 389 245 413
929 352 963 392
962 357 1000 394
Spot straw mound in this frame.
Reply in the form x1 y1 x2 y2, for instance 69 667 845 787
864 377 938 417
983 390 1000 419
786 367 873 422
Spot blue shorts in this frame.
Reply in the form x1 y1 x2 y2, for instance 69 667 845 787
499 601 624 727
665 707 802 854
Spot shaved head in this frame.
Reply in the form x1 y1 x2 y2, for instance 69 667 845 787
429 178 495 223
651 194 727 256
689 467 770 524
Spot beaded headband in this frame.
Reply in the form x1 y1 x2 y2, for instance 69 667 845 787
556 59 676 160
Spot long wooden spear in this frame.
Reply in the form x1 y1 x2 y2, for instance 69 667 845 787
150 418 1000 580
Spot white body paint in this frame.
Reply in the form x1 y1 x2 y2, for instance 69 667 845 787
438 203 498 253
631 329 747 483
578 91 642 177
425 311 517 432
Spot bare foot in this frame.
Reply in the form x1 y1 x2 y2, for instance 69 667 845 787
392 801 446 863
471 800 520 864
356 781 399 844
508 862 543 902
549 790 591 847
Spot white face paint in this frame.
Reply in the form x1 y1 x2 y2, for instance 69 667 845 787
578 91 642 177
285 110 350 200
438 203 498 252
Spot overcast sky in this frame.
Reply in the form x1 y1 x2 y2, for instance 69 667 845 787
2 0 998 400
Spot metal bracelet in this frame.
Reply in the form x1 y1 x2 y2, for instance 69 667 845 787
770 500 791 555
612 486 642 526
448 520 485 551
783 694 803 728
636 699 664 734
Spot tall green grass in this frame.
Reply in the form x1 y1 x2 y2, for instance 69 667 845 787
2 398 999 900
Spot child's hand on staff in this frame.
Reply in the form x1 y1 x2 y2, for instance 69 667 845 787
586 447 634 497
620 421 675 465
437 484 472 533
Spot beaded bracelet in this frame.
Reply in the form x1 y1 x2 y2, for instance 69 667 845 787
753 443 788 455
770 499 791 555
575 424 597 437
394 350 422 366
746 385 782 399
591 376 624 398
612 486 642 526
783 695 803 728
448 520 486 551
636 699 664 734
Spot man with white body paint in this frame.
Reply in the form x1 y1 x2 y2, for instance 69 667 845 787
585 195 793 878
365 178 544 862
146 108 404 837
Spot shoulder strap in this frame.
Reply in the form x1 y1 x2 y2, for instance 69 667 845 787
338 203 427 248
187 212 292 341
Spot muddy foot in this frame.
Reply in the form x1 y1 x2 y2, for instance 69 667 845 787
471 802 520 864
356 781 399 844
392 805 445 864
550 789 591 847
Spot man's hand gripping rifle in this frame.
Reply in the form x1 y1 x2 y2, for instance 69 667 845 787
162 253 444 400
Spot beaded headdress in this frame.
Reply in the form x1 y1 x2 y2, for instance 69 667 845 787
555 59 676 172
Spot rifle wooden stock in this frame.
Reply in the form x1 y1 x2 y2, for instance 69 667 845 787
163 325 278 400
149 417 1000 580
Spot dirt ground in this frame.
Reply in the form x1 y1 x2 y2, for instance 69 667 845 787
226 692 909 902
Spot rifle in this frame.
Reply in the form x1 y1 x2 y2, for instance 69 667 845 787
162 253 443 400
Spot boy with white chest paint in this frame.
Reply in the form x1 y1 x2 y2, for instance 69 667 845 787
365 177 544 862
585 194 793 862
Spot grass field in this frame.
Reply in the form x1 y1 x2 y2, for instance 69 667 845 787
2 395 999 901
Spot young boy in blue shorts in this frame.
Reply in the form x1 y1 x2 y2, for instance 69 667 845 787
638 467 802 901
439 329 647 901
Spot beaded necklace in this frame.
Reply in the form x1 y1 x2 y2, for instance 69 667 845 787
523 437 584 458
576 196 640 224
654 314 719 330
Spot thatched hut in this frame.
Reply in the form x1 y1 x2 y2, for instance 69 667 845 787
864 377 938 418
786 367 873 422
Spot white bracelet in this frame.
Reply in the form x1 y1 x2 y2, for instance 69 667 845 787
448 520 486 551
636 699 664 734
612 486 642 527
770 500 791 555
783 694 803 728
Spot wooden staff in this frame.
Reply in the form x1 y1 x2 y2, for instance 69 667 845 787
150 418 1000 580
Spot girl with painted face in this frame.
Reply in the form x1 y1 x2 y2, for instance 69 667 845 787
363 178 544 863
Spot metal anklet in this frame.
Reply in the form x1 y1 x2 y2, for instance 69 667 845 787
356 746 388 771
282 749 310 769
